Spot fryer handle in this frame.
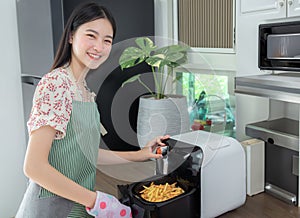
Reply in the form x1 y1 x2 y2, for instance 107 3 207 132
118 184 156 211
131 195 156 211
118 184 131 206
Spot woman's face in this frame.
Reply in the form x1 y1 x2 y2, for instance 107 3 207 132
69 18 113 73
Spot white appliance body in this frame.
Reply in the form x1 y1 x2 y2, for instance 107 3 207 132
172 130 246 218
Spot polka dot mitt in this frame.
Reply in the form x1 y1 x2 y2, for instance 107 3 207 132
86 191 132 218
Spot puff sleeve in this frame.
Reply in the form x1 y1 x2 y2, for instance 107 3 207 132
27 70 74 139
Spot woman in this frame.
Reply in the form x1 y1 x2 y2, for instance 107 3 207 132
16 2 169 218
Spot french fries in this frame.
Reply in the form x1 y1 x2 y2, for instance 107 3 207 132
139 182 185 202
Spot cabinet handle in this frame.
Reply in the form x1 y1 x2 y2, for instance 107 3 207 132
278 0 285 7
288 0 293 5
21 74 42 86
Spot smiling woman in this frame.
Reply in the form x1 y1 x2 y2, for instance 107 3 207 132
16 3 121 217
15 2 168 218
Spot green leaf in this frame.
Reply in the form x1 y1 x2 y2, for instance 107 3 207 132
135 37 156 53
164 52 186 67
152 44 189 68
121 74 141 87
119 47 146 70
119 37 158 70
167 54 187 68
155 44 189 55
146 54 166 68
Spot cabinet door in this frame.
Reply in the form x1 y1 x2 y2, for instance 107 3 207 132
287 0 300 17
241 0 286 18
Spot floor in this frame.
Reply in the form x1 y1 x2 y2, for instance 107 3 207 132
219 193 300 218
95 161 300 218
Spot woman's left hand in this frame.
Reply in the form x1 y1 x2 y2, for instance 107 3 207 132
137 135 170 161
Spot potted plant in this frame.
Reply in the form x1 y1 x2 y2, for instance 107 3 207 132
119 37 191 147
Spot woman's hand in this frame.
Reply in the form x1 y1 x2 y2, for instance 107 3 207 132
98 135 170 164
136 135 170 161
86 191 131 218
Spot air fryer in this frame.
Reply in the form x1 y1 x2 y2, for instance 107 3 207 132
118 139 202 218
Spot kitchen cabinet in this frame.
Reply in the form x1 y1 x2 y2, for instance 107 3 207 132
288 0 300 17
241 0 300 19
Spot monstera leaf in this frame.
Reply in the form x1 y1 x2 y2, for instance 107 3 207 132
119 37 157 70
119 37 189 99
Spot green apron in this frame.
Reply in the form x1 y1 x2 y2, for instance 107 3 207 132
16 101 101 218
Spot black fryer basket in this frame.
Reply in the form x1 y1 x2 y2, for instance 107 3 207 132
118 175 198 218
130 175 196 210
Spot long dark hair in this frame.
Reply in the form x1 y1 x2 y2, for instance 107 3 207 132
50 2 116 71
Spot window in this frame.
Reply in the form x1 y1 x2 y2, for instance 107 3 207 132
175 71 236 137
169 0 236 137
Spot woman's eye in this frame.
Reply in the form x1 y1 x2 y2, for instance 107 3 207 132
105 39 112 45
87 34 95 39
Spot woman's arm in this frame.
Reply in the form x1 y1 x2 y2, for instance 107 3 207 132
97 135 169 165
24 125 96 208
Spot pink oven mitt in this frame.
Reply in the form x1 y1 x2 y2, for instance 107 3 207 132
86 191 132 218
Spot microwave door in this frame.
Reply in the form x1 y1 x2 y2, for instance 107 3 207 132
267 34 300 60
259 21 300 71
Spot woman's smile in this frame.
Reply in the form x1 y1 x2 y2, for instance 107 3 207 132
87 51 102 60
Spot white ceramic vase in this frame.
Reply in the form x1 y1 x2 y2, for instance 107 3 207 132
137 94 190 148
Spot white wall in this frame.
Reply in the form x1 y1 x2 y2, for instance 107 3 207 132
0 1 27 217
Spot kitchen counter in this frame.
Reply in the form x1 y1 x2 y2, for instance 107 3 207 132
235 73 300 103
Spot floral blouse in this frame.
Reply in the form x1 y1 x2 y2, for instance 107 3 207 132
27 67 96 139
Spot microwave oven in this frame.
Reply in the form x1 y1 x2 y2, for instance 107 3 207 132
259 21 300 71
